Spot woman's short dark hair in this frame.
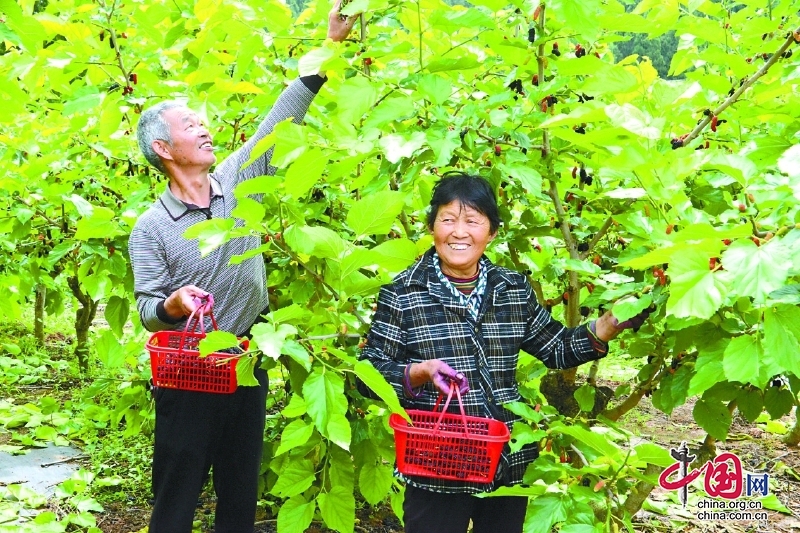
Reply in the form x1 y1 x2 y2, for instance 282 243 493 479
426 172 501 233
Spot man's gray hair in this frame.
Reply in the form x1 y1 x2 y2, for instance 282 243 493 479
136 100 186 174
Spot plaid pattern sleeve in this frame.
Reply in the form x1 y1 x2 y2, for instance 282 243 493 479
358 249 611 494
520 282 606 368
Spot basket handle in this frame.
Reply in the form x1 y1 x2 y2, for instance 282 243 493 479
432 381 470 436
177 295 218 356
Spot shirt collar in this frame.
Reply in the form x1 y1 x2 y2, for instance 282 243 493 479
158 176 223 219
405 246 517 290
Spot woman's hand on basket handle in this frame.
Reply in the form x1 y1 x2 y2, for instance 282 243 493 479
410 360 469 396
163 285 212 319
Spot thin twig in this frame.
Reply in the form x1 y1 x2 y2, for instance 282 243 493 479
41 454 88 468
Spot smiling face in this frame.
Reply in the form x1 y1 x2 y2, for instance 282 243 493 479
432 200 496 278
154 107 216 172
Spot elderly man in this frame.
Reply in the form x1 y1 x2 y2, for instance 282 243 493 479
128 5 357 532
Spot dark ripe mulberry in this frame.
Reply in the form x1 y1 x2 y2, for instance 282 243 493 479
783 50 793 59
460 129 468 141
547 95 557 105
508 79 524 96
671 138 683 150
554 221 561 229
579 168 587 180
528 27 536 43
580 306 591 317
577 242 589 252
216 345 245 355
574 125 586 134
703 109 711 116
552 42 560 56
581 175 593 186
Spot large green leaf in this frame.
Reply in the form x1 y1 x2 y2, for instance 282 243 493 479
688 350 725 397
353 360 410 421
378 132 427 163
417 74 451 105
550 423 619 458
274 419 315 456
198 330 239 357
302 369 348 437
763 304 800 378
426 129 460 167
277 495 315 533
74 207 121 241
721 240 791 302
235 355 259 387
298 46 334 77
693 399 731 441
498 163 543 195
604 104 663 139
666 251 728 319
524 494 568 533
335 76 379 125
284 147 327 199
359 460 394 506
182 218 237 257
103 295 129 339
509 423 546 454
318 486 355 533
371 238 419 271
327 413 352 451
284 225 346 259
612 294 652 323
251 322 297 361
346 191 406 238
722 335 761 385
271 459 316 498
95 330 125 370
764 386 794 419
632 443 674 468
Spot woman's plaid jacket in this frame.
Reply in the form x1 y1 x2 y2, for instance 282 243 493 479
358 247 606 494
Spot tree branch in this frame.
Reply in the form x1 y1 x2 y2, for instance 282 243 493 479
580 216 614 260
679 27 799 148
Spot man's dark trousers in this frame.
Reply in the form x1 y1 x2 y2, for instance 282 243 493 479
149 365 268 533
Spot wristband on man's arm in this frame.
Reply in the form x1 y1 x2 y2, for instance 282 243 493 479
299 74 326 94
156 300 183 324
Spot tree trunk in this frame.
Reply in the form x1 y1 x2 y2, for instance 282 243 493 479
618 463 661 519
34 283 46 345
782 404 800 446
67 276 98 374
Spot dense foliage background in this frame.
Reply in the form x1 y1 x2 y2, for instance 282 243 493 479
0 0 799 531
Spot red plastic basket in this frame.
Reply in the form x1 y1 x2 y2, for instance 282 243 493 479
146 296 246 394
389 383 509 483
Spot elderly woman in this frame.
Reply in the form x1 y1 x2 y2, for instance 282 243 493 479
359 172 648 533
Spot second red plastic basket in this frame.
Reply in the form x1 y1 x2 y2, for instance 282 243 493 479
389 382 509 483
146 296 247 394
